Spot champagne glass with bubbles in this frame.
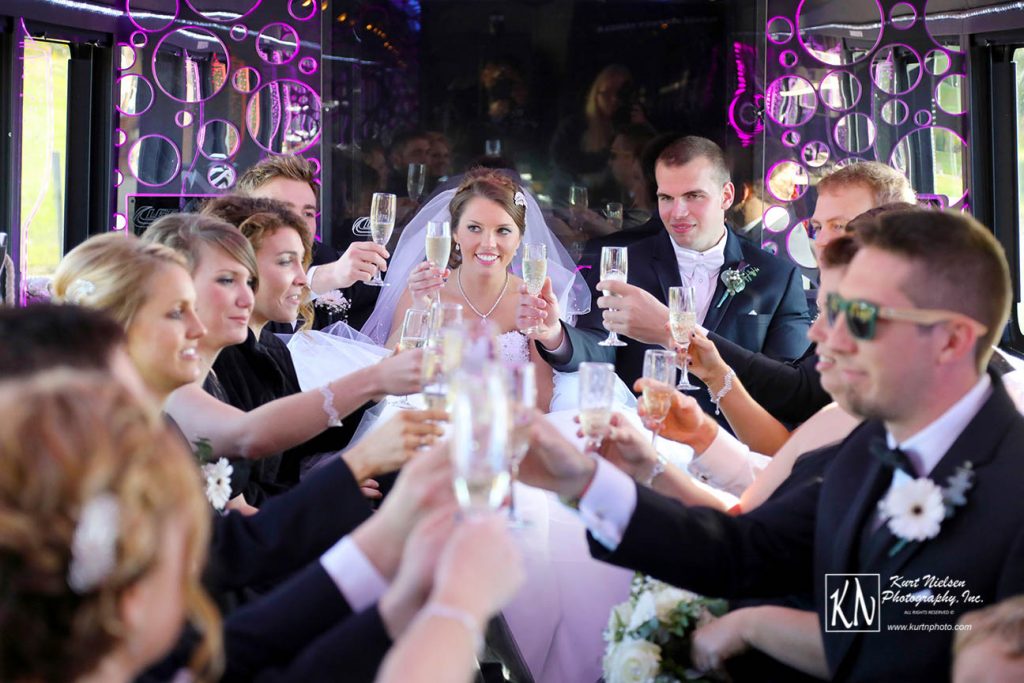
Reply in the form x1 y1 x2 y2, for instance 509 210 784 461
578 362 616 452
505 362 536 527
598 246 628 347
424 220 451 303
427 301 463 346
642 349 676 446
407 163 426 202
451 364 511 514
365 192 396 286
605 202 624 230
520 243 547 335
669 286 700 391
395 309 430 408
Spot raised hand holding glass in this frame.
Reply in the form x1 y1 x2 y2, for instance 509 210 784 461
598 246 628 347
669 286 699 391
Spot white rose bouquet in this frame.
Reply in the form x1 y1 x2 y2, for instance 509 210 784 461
602 574 728 683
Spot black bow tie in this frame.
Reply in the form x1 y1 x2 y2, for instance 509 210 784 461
870 438 915 477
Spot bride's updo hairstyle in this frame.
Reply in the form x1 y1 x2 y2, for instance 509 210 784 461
142 212 259 291
0 371 221 681
51 233 188 327
447 168 527 268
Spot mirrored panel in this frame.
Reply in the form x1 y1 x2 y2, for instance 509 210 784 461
247 79 322 154
153 27 230 103
765 75 817 127
797 0 882 65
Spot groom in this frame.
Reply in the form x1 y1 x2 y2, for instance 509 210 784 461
521 135 811 400
520 209 1024 682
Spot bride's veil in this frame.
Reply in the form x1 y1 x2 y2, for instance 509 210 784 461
360 172 591 345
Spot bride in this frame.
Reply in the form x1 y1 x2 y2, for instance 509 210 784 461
361 168 591 411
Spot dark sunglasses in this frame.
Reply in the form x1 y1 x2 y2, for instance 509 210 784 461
824 292 989 341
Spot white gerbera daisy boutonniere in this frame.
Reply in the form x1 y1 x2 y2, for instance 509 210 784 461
193 437 233 511
877 462 974 557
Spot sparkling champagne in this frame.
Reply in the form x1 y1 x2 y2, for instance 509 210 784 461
600 269 627 297
579 407 611 439
641 386 673 423
425 235 451 267
670 311 697 345
522 257 548 295
370 220 394 246
454 470 510 511
398 336 426 353
423 389 449 412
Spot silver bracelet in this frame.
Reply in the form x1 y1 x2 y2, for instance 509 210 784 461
644 453 668 487
419 602 485 653
708 369 736 415
318 385 343 428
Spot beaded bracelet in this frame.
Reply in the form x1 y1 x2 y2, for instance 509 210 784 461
420 603 485 652
318 385 343 428
708 369 736 415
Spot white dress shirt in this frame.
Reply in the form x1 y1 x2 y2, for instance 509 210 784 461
319 535 389 611
579 374 994 551
671 230 727 326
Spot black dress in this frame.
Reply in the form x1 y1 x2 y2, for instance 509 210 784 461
210 327 368 504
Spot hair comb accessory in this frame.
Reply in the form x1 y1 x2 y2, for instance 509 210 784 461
68 493 120 594
65 278 96 305
514 191 527 208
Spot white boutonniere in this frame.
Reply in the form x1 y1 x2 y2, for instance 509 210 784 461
194 437 233 511
877 462 974 557
715 263 760 308
315 289 351 316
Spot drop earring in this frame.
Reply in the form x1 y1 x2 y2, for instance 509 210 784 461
455 243 461 252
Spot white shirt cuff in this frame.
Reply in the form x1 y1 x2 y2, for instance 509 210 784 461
306 264 323 299
576 457 638 551
319 535 389 612
686 429 769 498
540 323 572 363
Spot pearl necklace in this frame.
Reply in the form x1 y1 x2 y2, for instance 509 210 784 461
456 267 509 319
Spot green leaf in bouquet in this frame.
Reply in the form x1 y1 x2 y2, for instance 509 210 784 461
192 436 214 464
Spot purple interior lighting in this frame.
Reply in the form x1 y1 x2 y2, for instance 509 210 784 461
130 31 148 48
118 44 136 70
819 69 861 112
727 41 762 148
766 16 794 45
765 160 809 203
925 49 951 76
796 0 883 66
762 206 791 233
114 169 124 187
782 130 800 147
115 74 155 117
288 0 318 22
833 112 876 154
232 67 261 94
881 98 909 126
256 23 300 66
115 128 127 146
199 119 241 159
801 141 829 168
871 44 922 96
246 79 322 155
185 0 261 23
128 135 182 187
230 24 248 41
914 110 932 126
779 51 798 68
890 2 917 29
761 241 780 256
152 27 230 104
175 110 194 127
765 75 817 127
306 156 321 175
299 56 318 75
127 0 179 33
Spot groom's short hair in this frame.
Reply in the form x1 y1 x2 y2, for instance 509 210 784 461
655 135 730 187
858 210 1010 371
0 304 123 378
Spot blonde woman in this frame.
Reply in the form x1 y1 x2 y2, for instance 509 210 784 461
0 370 220 682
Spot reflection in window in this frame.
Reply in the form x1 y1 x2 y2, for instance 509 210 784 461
1014 48 1024 331
20 39 70 278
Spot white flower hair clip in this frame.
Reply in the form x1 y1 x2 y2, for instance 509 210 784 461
68 492 120 594
514 191 527 208
65 278 97 305
202 458 234 511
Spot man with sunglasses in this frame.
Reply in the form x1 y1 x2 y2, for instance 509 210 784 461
521 209 1024 682
701 162 917 425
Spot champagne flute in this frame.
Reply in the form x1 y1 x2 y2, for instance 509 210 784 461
605 202 624 230
578 362 616 452
424 220 451 304
421 345 450 414
427 301 463 346
485 139 502 157
365 192 396 287
407 163 426 202
669 286 700 391
520 242 547 335
598 246 628 347
504 362 536 527
641 349 676 446
450 364 511 513
395 309 430 408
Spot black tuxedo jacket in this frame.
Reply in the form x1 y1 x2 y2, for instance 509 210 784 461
591 374 1024 682
541 228 811 397
223 561 391 682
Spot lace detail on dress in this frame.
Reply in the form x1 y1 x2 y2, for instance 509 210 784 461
498 331 530 364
